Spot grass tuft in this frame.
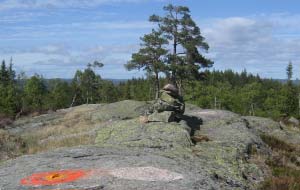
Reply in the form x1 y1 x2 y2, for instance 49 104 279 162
21 120 98 154
0 129 27 161
260 134 295 152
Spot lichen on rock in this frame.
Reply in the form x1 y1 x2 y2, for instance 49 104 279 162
1 100 300 190
95 118 192 150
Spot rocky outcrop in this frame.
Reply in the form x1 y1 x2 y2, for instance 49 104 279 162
244 116 300 145
288 116 300 127
0 100 299 190
95 119 193 149
147 84 185 122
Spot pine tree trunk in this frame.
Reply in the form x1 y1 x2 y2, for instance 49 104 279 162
15 108 23 119
214 96 217 109
251 103 255 116
86 91 89 104
172 28 178 87
176 79 183 96
70 93 77 108
298 93 300 117
155 72 160 99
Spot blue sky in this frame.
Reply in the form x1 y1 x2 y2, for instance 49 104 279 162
0 0 300 79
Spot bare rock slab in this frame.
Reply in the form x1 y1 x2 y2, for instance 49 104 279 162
0 146 212 190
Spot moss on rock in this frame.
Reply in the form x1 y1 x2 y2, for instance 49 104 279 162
91 100 149 122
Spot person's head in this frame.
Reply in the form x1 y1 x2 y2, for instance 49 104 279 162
163 84 179 95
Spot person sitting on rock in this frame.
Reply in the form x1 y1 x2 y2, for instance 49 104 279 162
153 84 185 115
146 84 185 123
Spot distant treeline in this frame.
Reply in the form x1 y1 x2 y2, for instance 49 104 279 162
0 59 299 119
185 70 299 119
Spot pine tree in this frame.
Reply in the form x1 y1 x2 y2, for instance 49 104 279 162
8 57 15 83
150 4 213 94
71 62 103 105
125 29 168 99
284 62 297 116
23 75 47 112
0 60 9 85
47 79 72 110
286 61 293 82
0 59 20 116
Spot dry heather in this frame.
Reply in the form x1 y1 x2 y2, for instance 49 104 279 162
259 134 300 190
0 116 13 129
3 101 144 158
0 129 27 161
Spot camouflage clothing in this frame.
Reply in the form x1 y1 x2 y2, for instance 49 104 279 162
148 84 185 122
152 90 185 114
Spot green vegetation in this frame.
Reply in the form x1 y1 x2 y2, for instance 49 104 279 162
0 60 299 120
23 75 47 112
0 60 19 116
0 4 299 189
0 61 119 119
149 5 213 94
184 69 300 118
125 29 168 99
126 4 213 96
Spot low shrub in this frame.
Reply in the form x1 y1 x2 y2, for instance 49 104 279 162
0 130 27 161
260 134 300 190
261 134 295 152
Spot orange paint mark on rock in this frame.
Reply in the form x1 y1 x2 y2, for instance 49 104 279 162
21 169 89 186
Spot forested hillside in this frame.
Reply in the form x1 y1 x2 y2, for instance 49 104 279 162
0 59 299 120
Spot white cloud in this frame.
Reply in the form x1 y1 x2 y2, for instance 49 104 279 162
0 11 46 23
31 44 70 55
0 0 154 11
89 44 139 55
2 11 300 79
203 17 273 46
0 43 141 78
201 14 300 79
0 21 152 41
